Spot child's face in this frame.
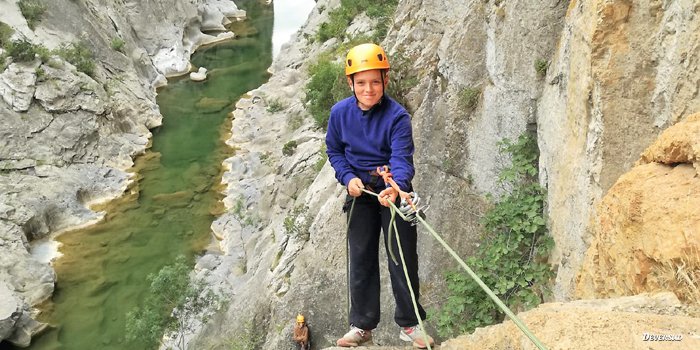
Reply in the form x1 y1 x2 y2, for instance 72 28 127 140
348 69 388 110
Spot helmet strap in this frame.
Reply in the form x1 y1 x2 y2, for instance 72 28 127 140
351 74 358 101
380 70 386 95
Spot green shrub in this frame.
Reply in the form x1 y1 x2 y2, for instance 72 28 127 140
284 205 310 240
222 321 265 350
18 0 46 30
314 144 328 172
35 44 50 61
316 0 398 42
56 42 95 76
534 58 548 76
287 112 304 131
317 6 352 43
282 140 298 156
304 59 347 128
5 39 38 62
0 22 14 48
35 66 45 79
458 86 481 110
266 98 285 113
110 37 125 52
125 256 221 350
434 133 554 337
387 50 418 113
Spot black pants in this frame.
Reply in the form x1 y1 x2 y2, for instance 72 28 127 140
344 192 427 330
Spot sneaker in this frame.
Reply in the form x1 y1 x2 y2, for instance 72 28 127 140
336 326 372 347
400 325 435 349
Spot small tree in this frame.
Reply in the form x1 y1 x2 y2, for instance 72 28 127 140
125 256 222 350
434 134 554 337
282 140 298 156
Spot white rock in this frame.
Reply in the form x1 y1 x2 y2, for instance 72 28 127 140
0 282 21 341
0 62 39 112
190 67 208 81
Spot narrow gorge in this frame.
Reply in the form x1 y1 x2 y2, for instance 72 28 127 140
2 0 699 350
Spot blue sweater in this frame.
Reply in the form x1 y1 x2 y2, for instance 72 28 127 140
325 95 415 191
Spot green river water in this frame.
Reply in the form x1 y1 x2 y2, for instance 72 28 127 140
12 1 274 349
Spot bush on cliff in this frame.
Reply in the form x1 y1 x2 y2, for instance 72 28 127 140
125 256 221 350
316 0 398 43
55 42 96 76
18 0 46 30
5 39 40 62
434 133 554 337
0 21 13 48
304 58 346 128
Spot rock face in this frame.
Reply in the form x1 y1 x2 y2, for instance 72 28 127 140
0 0 246 345
576 113 700 300
538 0 700 300
0 61 39 112
192 1 700 349
191 0 566 348
3 0 700 348
0 282 20 341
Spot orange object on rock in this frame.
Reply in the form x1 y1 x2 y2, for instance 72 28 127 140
293 314 309 350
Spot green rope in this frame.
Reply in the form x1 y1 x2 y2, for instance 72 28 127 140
391 207 432 350
345 197 356 324
387 206 399 265
360 189 548 350
411 207 548 350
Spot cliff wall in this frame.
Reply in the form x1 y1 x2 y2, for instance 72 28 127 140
0 0 243 345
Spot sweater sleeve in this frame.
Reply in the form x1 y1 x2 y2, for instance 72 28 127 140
326 108 356 186
388 112 415 191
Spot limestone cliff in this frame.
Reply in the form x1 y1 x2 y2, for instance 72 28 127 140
190 0 569 348
0 0 244 346
539 0 700 300
192 0 700 349
2 0 700 348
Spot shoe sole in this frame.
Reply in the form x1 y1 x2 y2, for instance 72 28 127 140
400 332 433 349
336 339 373 347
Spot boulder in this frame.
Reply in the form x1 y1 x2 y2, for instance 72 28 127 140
577 113 700 300
0 61 39 112
190 67 208 81
34 61 107 114
0 282 21 342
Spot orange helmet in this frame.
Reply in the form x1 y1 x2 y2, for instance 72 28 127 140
345 43 390 76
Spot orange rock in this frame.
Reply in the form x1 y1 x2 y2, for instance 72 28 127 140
577 115 700 300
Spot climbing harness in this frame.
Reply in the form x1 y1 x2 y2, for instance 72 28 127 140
341 164 548 350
